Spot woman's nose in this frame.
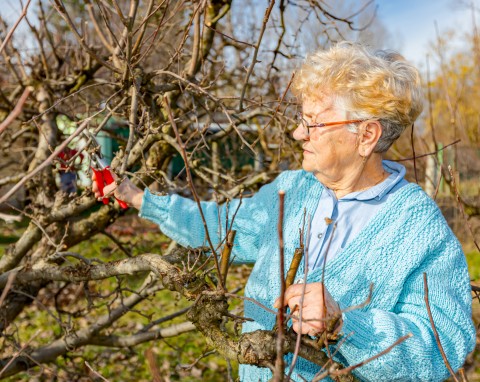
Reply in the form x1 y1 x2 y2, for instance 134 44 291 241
292 124 308 141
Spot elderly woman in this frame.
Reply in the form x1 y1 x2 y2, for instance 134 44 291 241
94 42 475 381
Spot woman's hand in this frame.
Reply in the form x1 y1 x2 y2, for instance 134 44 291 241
92 172 144 210
274 282 342 337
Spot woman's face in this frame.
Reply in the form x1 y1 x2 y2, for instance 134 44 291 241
292 95 361 183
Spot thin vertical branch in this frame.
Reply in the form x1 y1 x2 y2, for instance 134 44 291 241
120 75 141 175
447 165 480 252
238 0 275 112
164 96 223 289
0 271 17 308
0 87 31 136
316 224 341 350
432 169 443 201
274 190 286 381
220 230 236 287
286 215 309 380
458 367 468 382
130 0 154 55
423 273 460 382
411 123 418 184
285 247 304 289
86 1 115 53
0 0 32 55
426 55 439 151
188 2 203 77
144 347 161 382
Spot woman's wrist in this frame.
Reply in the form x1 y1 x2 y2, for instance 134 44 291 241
131 190 144 210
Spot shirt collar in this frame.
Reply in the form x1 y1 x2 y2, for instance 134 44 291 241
327 160 406 201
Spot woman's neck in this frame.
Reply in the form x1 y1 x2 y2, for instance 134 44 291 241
317 155 387 199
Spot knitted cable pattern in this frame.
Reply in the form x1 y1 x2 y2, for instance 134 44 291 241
139 170 475 382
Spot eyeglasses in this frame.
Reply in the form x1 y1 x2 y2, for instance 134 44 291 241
296 112 364 136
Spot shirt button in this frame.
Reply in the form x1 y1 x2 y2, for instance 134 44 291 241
317 233 323 239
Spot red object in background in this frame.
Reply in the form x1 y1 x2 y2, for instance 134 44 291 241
57 147 85 193
58 147 84 171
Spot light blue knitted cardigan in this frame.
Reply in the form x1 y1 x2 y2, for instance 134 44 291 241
139 170 475 382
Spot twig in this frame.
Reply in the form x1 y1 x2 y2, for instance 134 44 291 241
225 293 278 316
274 190 286 381
164 96 223 289
100 230 132 257
85 361 111 382
458 367 468 382
86 1 114 53
139 306 191 333
238 0 275 112
120 75 141 176
0 0 32 55
447 165 480 252
0 87 31 136
423 273 460 382
315 333 412 381
187 2 203 77
426 54 439 152
432 168 443 201
396 139 460 162
286 215 311 380
285 247 304 289
204 24 255 47
144 347 162 382
178 349 217 370
316 224 341 348
411 123 418 183
220 230 236 287
0 271 17 308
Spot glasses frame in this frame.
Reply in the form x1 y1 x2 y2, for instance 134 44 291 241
296 112 365 136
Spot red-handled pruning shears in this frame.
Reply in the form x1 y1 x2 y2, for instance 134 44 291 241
84 131 128 210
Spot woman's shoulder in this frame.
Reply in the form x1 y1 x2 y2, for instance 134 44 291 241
387 182 452 232
392 182 440 210
271 169 318 189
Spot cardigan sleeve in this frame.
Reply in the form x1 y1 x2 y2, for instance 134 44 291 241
138 172 289 263
335 210 475 381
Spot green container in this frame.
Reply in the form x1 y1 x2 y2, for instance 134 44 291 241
96 131 114 163
96 118 130 163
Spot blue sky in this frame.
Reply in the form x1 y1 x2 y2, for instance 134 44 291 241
376 0 474 68
2 0 476 72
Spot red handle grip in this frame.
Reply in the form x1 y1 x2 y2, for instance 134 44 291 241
92 167 109 205
92 166 129 209
101 167 129 209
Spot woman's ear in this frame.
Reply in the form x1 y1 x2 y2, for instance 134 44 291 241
357 121 382 157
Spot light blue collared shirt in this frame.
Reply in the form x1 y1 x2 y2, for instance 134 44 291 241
307 160 408 271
